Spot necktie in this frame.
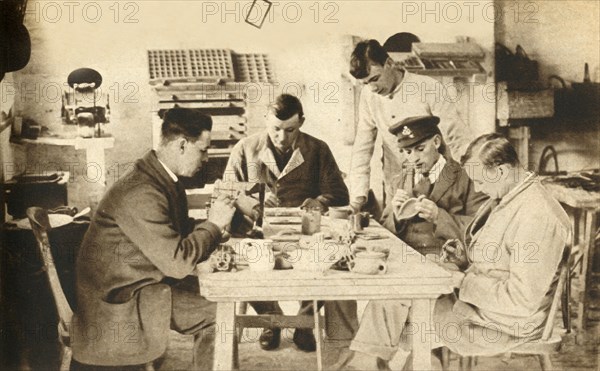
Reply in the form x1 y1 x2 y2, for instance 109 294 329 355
175 181 190 233
413 173 432 197
175 181 187 203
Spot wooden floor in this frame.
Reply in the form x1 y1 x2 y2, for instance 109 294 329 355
159 280 599 371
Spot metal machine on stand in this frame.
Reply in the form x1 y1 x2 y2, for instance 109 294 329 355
61 68 110 138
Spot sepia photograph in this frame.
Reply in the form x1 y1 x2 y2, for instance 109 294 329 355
1 0 598 370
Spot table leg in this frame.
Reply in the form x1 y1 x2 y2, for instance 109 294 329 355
411 299 433 370
577 210 598 331
236 302 248 340
214 302 236 371
313 300 323 371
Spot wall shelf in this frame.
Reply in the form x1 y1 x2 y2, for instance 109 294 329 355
11 136 115 186
389 51 487 82
11 136 114 148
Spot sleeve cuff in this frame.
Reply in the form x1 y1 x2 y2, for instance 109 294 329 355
452 299 478 320
351 195 368 206
316 196 330 207
458 272 488 308
197 221 223 243
433 209 451 237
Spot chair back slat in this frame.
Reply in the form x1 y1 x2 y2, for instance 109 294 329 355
26 207 74 343
541 242 571 341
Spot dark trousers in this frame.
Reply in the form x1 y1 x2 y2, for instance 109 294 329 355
170 277 216 370
71 276 215 371
250 300 358 341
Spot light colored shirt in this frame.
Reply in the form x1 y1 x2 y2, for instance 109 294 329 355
348 70 474 203
414 155 447 185
158 159 178 183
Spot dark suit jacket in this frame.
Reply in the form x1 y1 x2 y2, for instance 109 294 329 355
223 131 349 207
381 158 487 255
72 151 221 365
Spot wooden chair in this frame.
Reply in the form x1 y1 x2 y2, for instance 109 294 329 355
442 244 571 371
27 207 75 371
26 207 157 371
561 253 572 333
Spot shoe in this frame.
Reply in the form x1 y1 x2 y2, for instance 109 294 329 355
293 328 317 352
328 348 354 370
376 358 391 370
340 350 390 370
259 328 281 350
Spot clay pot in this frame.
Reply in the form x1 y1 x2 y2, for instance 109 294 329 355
329 206 352 219
396 198 419 220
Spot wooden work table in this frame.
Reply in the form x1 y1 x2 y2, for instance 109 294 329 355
198 213 453 371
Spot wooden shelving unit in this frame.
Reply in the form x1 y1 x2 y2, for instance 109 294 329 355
151 82 249 150
495 81 556 168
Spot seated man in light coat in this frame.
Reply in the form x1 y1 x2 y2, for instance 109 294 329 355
223 94 356 353
72 109 236 370
340 134 571 370
381 115 487 256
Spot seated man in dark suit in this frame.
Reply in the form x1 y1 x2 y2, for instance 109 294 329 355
72 109 235 370
223 94 356 353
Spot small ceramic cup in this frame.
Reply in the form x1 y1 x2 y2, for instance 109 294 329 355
301 206 322 235
349 251 388 275
329 206 352 220
242 239 275 271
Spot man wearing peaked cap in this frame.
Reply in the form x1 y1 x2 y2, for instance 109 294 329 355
337 115 487 369
388 115 441 147
346 39 474 215
379 115 487 256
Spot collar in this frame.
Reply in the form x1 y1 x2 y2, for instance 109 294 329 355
158 159 178 183
259 133 305 180
267 135 298 155
497 171 536 208
415 155 446 185
387 65 408 99
465 172 536 249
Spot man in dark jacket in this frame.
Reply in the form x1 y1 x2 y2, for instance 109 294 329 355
223 94 356 353
72 109 235 370
224 94 349 209
380 115 487 256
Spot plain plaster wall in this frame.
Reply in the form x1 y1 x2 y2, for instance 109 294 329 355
496 0 600 171
8 0 495 209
